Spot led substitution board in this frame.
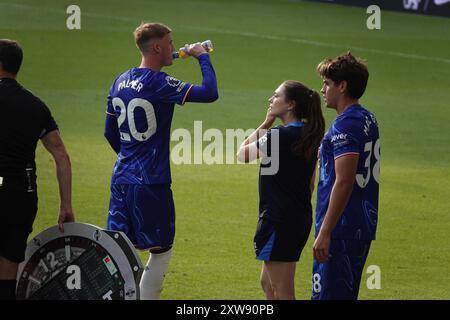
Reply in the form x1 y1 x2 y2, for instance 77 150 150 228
16 223 143 300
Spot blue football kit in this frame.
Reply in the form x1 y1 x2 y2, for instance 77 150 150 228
105 54 217 250
312 104 380 300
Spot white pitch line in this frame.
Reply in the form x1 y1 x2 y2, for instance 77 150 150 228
182 25 450 65
1 2 449 64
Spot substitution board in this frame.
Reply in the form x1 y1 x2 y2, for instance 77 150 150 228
16 222 143 300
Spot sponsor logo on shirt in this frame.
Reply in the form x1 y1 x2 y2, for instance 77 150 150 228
165 76 182 87
331 133 348 142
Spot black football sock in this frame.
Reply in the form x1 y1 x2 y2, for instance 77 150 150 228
0 280 17 300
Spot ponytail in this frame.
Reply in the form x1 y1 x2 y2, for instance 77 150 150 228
294 90 325 160
282 81 325 160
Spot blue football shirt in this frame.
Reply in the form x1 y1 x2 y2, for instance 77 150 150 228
106 68 192 185
315 104 380 240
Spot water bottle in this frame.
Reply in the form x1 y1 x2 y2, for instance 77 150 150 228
172 40 214 59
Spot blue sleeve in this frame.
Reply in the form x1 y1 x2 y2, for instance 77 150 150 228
332 118 361 159
183 54 218 103
104 94 121 154
155 73 192 105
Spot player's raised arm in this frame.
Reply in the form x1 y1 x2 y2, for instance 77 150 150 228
183 43 218 103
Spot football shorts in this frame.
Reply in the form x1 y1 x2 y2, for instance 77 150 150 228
254 215 311 262
311 239 372 300
107 184 175 250
0 175 38 263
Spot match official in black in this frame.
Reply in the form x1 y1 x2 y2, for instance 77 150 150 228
0 39 74 300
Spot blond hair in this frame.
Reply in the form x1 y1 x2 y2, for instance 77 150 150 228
133 22 172 53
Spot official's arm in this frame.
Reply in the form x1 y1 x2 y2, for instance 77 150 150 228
41 130 75 232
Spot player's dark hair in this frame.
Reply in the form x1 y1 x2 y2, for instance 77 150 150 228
317 51 369 99
134 22 172 54
0 39 23 75
282 80 325 160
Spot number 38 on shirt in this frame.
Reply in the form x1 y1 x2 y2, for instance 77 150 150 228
356 138 380 188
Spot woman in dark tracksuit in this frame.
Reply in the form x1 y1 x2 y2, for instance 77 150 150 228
237 80 325 299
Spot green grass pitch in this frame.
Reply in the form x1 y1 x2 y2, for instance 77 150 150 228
1 0 449 299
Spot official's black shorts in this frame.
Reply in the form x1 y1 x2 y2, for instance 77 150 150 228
0 175 38 263
254 214 312 262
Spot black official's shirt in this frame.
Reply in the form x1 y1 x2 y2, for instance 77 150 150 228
257 124 316 223
0 78 58 176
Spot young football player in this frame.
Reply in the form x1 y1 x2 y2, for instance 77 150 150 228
312 52 380 300
104 23 218 300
